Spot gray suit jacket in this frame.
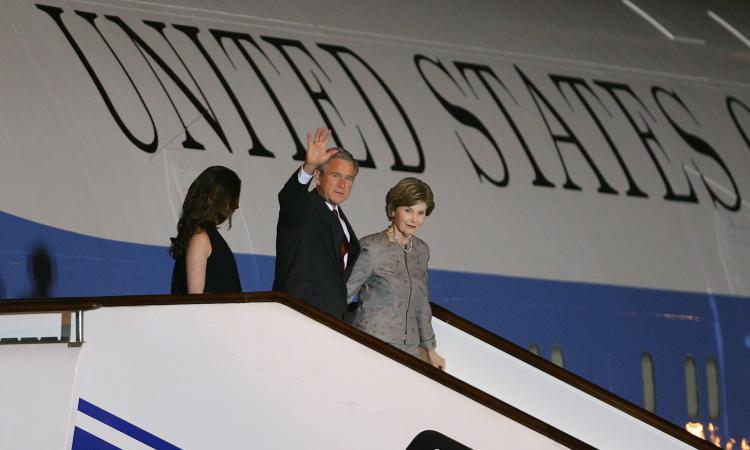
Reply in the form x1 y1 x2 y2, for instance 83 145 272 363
345 230 436 356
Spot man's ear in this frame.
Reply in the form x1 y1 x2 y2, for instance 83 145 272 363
314 168 322 185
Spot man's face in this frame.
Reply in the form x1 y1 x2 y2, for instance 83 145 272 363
315 159 356 205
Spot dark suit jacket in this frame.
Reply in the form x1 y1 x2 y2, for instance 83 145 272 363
273 170 360 319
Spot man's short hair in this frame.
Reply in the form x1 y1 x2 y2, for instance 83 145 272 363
318 148 359 176
385 177 435 220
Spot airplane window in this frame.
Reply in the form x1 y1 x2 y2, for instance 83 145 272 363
706 359 720 419
641 352 656 412
528 344 540 356
684 356 699 417
551 345 564 368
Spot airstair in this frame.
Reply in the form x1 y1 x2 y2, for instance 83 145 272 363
0 293 711 449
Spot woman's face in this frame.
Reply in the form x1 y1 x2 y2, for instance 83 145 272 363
391 201 428 238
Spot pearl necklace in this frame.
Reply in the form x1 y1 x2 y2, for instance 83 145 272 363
387 226 413 253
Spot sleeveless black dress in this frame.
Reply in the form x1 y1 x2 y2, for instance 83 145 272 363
171 227 242 294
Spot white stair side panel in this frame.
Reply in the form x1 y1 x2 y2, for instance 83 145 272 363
433 318 693 450
72 303 569 450
0 344 81 450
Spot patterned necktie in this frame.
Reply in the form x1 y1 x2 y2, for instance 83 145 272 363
332 207 349 273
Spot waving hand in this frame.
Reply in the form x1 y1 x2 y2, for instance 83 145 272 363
302 127 339 175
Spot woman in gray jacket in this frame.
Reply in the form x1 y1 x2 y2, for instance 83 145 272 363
346 178 446 370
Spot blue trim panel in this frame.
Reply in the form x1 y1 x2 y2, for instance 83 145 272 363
78 398 180 450
72 427 120 450
0 209 274 298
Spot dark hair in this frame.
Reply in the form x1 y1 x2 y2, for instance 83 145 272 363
385 177 435 220
318 148 359 176
169 166 241 259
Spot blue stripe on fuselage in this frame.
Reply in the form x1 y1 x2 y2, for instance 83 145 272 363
0 209 273 298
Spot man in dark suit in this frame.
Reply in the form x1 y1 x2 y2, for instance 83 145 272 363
273 128 360 319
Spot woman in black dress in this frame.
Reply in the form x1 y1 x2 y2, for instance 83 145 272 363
170 166 242 294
